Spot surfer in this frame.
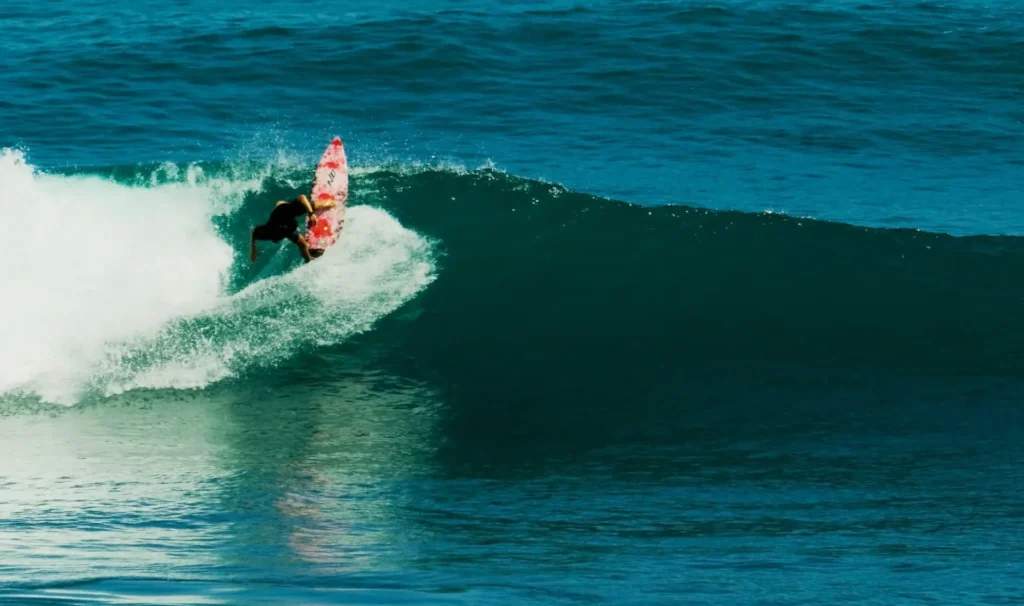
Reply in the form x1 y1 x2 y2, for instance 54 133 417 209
249 194 335 263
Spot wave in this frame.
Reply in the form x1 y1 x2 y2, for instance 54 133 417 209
0 150 435 405
363 165 1024 381
4 148 1024 406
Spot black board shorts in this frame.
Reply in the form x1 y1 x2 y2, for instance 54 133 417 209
256 222 299 244
254 203 303 243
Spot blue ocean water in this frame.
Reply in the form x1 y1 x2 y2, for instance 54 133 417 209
1 0 1023 604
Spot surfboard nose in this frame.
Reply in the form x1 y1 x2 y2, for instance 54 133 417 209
331 137 342 146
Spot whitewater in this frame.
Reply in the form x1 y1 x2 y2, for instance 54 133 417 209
0 148 436 405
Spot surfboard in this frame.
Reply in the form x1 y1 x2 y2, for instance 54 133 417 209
307 137 349 251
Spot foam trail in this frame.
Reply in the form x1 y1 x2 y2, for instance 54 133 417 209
102 205 436 397
0 149 436 405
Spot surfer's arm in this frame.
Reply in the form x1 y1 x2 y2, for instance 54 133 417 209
295 234 313 263
294 194 320 227
309 196 336 211
296 195 315 215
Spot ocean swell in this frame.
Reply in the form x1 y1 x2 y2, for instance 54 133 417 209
4 151 1022 407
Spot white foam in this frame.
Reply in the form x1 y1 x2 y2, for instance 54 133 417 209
0 149 435 405
101 205 436 398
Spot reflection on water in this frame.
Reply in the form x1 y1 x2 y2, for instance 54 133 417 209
2 353 1023 605
213 354 445 578
0 350 446 591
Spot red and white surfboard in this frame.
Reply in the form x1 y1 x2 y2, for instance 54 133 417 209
307 137 348 250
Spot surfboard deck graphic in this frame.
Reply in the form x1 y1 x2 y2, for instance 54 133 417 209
307 137 348 250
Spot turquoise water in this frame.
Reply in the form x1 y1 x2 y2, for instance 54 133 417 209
2 1 1023 604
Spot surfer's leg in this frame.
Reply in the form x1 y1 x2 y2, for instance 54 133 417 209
250 224 280 262
249 229 259 263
